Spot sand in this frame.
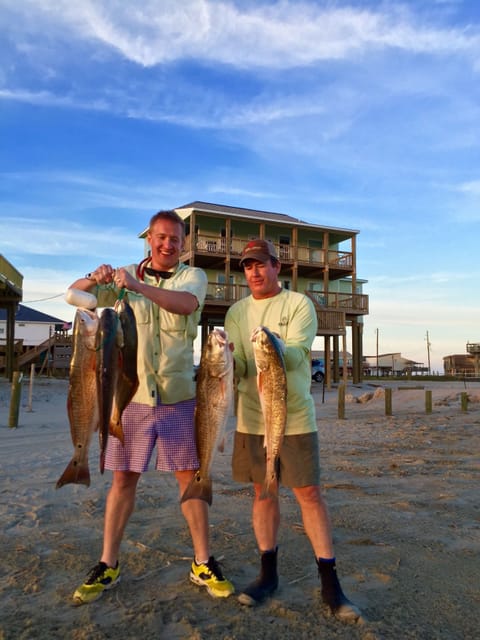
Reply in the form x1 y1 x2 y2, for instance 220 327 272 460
0 377 479 640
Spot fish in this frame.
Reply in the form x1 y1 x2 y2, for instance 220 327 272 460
109 299 139 443
251 325 287 500
96 307 124 474
56 308 100 489
181 328 234 505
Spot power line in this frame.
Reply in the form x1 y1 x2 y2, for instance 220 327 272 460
23 293 65 303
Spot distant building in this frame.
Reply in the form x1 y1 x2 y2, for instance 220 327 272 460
363 352 427 376
0 304 70 373
0 304 69 346
443 353 477 377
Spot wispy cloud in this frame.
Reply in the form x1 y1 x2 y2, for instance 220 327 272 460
5 1 480 68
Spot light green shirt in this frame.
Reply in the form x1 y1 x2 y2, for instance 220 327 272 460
96 262 207 406
225 289 318 435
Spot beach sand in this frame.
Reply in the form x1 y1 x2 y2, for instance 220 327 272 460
0 377 479 640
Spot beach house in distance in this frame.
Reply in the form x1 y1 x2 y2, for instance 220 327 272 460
141 201 369 384
0 304 71 375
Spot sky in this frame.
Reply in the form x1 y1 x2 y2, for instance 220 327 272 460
1 0 480 373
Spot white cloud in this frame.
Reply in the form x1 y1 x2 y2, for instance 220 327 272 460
3 0 480 69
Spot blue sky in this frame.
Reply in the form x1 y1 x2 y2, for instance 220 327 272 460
1 0 480 372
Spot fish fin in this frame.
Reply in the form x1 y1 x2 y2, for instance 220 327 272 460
100 450 106 475
180 472 213 506
109 397 125 444
259 476 279 501
56 458 90 489
257 371 264 394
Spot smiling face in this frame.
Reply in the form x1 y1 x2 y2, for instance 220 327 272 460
243 258 281 299
147 217 184 270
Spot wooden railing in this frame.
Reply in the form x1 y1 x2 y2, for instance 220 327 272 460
186 233 352 271
204 283 367 315
306 289 369 314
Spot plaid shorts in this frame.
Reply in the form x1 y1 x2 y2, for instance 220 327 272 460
104 399 199 473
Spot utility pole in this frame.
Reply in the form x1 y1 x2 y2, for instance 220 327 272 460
426 331 431 375
376 328 379 377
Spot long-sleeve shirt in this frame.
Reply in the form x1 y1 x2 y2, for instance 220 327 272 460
225 288 318 436
96 262 207 406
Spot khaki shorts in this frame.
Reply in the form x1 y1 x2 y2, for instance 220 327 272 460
232 431 320 489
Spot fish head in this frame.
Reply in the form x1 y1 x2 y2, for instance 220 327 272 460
203 328 233 377
252 326 285 371
75 308 99 337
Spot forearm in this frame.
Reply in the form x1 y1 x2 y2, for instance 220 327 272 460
128 279 198 315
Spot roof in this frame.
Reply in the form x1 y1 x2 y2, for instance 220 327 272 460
138 200 360 238
177 201 360 235
0 304 67 324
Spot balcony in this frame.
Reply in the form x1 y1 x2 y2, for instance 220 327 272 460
183 233 353 278
306 289 369 316
201 282 367 317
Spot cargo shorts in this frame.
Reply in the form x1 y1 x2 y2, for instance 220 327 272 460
232 431 320 489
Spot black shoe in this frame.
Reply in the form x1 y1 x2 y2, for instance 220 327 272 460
238 548 278 607
317 558 363 623
238 574 278 606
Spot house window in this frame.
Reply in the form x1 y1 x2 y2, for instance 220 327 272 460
279 235 291 259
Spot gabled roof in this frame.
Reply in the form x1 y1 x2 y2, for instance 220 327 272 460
176 201 360 235
138 201 359 238
0 304 67 324
177 201 301 224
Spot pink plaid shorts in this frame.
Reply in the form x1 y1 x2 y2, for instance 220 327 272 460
104 398 199 473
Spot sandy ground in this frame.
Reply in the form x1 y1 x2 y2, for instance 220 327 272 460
0 376 479 640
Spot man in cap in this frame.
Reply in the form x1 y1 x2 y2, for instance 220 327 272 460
225 238 362 622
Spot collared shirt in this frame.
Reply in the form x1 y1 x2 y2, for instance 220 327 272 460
225 288 318 436
96 262 207 406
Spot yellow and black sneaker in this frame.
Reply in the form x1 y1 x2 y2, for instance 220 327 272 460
189 556 234 598
73 561 120 605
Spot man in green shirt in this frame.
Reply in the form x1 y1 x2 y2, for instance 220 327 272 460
225 238 362 622
68 210 234 604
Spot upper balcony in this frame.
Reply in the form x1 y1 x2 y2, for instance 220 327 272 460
182 232 354 280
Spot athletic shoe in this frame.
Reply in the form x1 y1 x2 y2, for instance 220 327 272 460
72 561 120 605
189 556 234 598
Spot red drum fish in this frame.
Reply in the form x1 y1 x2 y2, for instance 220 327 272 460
56 308 99 488
181 329 234 505
251 326 287 500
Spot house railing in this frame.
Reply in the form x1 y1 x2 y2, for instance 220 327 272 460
186 233 352 271
204 283 367 314
306 289 369 314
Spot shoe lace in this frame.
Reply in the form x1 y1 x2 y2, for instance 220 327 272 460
205 556 225 581
85 562 108 585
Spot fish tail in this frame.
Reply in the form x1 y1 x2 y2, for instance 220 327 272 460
109 417 125 444
180 472 213 506
260 457 280 500
259 476 279 501
56 458 90 489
